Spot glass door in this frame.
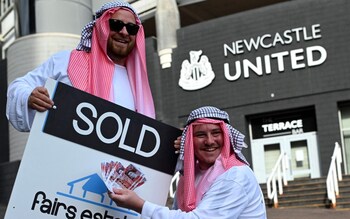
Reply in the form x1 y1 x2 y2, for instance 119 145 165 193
264 143 281 178
290 140 310 178
251 132 320 183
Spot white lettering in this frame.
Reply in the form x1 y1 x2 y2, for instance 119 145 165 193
260 34 272 48
135 125 160 157
307 45 327 66
224 61 241 81
291 27 303 42
223 43 235 56
303 26 313 41
223 24 323 55
224 46 327 81
272 33 284 47
270 51 289 72
235 40 244 54
290 48 306 69
283 30 293 44
243 57 263 78
118 118 135 153
72 102 161 158
96 112 123 144
244 37 260 51
311 24 322 39
264 55 272 74
262 119 303 133
73 102 97 135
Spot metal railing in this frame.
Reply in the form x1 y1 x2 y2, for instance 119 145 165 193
326 142 343 208
266 151 289 208
169 171 180 198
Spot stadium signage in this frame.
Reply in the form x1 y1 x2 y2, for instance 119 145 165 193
223 24 327 81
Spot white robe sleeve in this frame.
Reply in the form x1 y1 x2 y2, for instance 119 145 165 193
6 50 72 132
140 166 266 219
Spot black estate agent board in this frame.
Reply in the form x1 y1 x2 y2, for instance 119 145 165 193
44 81 180 175
5 79 182 219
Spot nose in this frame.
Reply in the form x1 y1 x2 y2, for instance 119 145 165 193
205 134 215 145
119 26 129 35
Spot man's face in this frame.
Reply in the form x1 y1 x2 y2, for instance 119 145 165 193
193 123 223 170
107 9 137 64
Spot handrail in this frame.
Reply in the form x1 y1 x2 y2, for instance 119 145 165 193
169 171 180 198
266 151 289 208
326 142 343 208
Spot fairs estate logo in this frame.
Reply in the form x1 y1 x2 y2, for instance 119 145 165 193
179 50 215 91
31 173 138 218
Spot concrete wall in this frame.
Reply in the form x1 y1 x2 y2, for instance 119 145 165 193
35 0 92 34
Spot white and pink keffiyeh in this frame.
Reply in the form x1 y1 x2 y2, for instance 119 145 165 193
176 106 249 212
67 1 155 118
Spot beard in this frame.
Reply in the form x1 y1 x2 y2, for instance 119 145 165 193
107 35 136 64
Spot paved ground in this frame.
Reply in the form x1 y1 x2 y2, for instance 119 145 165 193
2 204 349 218
266 207 350 219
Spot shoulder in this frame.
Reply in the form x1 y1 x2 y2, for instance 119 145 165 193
38 50 72 71
203 166 256 206
51 50 71 61
38 50 72 66
218 165 259 187
223 165 254 177
208 165 262 203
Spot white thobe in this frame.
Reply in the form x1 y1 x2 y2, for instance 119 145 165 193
6 50 135 132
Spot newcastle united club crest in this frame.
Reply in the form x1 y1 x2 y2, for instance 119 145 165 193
178 50 215 90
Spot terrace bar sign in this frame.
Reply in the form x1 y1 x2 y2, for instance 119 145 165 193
262 119 304 136
250 108 317 139
223 24 327 81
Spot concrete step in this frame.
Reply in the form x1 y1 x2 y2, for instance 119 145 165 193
261 174 350 209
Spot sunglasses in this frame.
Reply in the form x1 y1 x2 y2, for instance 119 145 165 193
108 19 139 36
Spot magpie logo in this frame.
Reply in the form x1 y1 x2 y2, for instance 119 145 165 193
179 50 215 91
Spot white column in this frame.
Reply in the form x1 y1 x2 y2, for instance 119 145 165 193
155 0 180 69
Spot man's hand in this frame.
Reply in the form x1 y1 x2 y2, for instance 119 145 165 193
28 87 54 112
108 188 145 213
174 128 184 154
174 135 181 154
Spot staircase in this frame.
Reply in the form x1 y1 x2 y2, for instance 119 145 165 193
260 174 350 209
335 175 350 208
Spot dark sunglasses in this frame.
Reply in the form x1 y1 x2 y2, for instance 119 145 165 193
108 19 139 36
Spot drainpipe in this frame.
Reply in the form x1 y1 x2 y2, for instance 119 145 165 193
155 0 180 69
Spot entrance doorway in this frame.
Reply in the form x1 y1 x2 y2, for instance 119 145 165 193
251 132 320 183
